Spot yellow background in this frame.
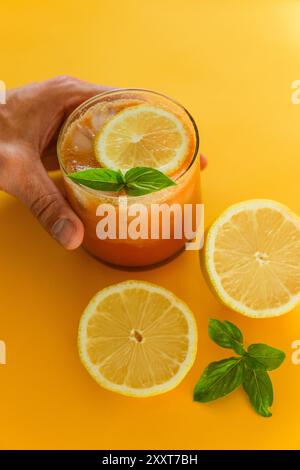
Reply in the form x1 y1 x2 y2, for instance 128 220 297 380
0 0 300 450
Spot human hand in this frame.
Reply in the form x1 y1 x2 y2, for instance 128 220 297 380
0 76 111 249
0 76 207 250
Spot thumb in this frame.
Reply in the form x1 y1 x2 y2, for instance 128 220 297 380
15 161 84 249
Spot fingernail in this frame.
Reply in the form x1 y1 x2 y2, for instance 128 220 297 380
51 218 76 248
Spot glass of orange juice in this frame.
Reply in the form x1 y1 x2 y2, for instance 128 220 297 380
57 89 201 267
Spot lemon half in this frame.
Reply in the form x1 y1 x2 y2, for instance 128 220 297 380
205 199 300 318
78 281 197 397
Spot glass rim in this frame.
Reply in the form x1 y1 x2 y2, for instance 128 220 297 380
57 87 200 197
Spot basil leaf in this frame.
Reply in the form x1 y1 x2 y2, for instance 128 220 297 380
244 355 265 370
243 366 273 417
247 344 286 371
124 167 176 196
67 167 175 195
208 319 245 355
194 357 244 402
68 168 125 192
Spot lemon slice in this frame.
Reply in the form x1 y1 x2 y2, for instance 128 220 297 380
78 281 197 397
94 104 189 175
205 200 300 318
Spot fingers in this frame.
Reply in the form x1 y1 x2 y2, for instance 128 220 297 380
40 76 115 160
200 154 207 170
13 160 84 249
41 142 60 171
47 75 114 115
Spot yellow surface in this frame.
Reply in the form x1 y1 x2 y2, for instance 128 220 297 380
0 0 300 450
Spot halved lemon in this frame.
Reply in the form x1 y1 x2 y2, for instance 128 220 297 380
94 104 189 175
205 199 300 318
78 281 197 397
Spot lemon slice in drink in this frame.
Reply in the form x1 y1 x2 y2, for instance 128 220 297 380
94 104 189 176
78 281 197 397
205 199 300 318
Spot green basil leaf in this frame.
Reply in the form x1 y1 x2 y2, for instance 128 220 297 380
208 319 245 355
243 366 273 417
194 357 244 402
244 355 265 370
247 343 286 371
68 167 176 195
68 168 125 192
124 167 176 196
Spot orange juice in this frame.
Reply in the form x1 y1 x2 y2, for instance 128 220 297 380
58 89 201 267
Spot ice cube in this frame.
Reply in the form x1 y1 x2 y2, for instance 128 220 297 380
89 105 115 133
71 124 93 153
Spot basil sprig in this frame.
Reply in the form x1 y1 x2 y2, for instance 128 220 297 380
68 167 176 196
194 319 285 417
